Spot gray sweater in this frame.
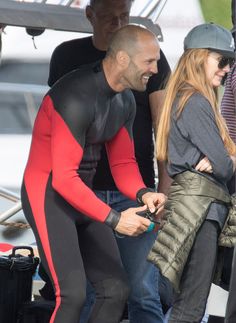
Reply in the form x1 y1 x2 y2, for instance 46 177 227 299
167 93 234 226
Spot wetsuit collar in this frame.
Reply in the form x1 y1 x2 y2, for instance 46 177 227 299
93 61 118 96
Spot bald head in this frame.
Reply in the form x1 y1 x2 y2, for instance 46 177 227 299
103 24 160 92
89 0 134 9
106 24 158 58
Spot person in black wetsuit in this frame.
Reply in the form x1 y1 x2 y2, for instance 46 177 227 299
47 1 172 321
21 25 166 323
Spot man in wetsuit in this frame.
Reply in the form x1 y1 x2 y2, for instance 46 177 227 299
21 25 166 323
47 0 172 321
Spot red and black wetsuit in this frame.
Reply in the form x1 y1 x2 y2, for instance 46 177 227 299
21 62 146 323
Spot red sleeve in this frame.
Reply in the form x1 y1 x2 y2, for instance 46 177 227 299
51 106 111 222
106 126 146 200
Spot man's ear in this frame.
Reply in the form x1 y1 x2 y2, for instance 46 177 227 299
85 6 94 25
116 50 130 68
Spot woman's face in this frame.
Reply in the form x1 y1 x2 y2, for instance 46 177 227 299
206 52 233 87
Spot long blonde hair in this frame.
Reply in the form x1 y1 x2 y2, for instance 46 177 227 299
157 48 236 161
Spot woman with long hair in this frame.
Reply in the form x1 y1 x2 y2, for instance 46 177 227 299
148 23 236 323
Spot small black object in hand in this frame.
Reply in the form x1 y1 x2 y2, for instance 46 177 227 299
136 208 160 224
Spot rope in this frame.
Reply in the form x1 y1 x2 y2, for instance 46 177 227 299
0 221 30 229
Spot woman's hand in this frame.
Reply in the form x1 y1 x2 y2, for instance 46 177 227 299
195 156 213 173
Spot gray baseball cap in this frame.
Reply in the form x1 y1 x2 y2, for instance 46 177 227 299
184 23 235 58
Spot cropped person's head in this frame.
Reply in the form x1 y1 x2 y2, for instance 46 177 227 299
86 0 134 50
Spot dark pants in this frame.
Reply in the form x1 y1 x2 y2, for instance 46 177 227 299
225 247 236 323
21 182 129 323
169 220 220 323
224 174 236 323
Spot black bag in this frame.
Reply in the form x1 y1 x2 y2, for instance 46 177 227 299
17 300 55 323
0 246 39 323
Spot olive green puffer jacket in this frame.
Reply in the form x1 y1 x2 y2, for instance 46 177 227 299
219 193 236 247
147 171 232 292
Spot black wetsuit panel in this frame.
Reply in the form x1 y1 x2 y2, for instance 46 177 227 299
48 36 171 189
23 62 144 222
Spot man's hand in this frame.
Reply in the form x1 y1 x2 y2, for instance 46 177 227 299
115 205 152 236
141 192 166 214
195 156 213 173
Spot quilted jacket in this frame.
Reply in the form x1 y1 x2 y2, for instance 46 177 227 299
147 171 235 292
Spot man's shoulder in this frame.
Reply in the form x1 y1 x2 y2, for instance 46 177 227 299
55 36 92 53
48 36 103 86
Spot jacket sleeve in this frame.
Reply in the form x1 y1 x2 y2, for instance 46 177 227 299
179 95 234 182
